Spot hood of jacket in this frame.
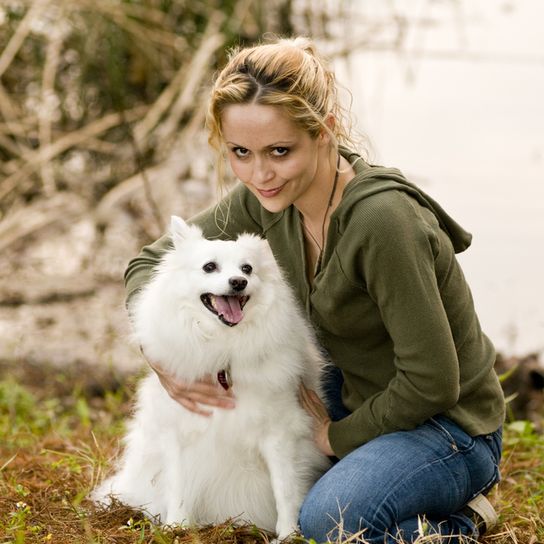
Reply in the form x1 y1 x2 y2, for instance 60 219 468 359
339 146 472 253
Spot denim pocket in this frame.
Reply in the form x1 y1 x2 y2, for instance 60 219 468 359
482 427 503 466
470 445 501 499
429 416 476 452
466 428 503 498
475 428 503 494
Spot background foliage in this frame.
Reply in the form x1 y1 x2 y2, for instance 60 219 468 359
0 0 350 371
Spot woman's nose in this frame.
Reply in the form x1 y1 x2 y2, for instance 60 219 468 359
252 158 274 184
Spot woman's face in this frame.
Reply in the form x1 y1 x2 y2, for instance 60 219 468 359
220 103 329 214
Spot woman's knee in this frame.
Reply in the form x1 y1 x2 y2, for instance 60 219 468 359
298 481 340 541
298 468 380 542
299 494 385 544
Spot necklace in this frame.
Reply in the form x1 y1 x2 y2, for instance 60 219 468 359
301 152 341 270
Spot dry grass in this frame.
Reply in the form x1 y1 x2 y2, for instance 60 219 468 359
1 359 542 544
0 360 277 543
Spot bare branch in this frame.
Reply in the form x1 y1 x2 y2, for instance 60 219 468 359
39 14 66 196
0 105 149 202
0 0 49 79
133 10 226 144
0 193 87 253
95 97 207 225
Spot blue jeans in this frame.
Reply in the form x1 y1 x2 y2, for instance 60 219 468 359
299 367 503 543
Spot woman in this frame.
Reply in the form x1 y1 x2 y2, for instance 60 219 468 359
124 37 505 543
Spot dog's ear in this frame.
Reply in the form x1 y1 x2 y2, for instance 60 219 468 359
236 233 267 252
170 215 202 248
237 233 278 271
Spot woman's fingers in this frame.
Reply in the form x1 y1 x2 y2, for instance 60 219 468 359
299 384 329 422
299 383 313 407
153 362 227 396
178 397 214 417
299 383 312 412
144 353 235 414
299 384 335 456
189 379 235 398
182 390 236 409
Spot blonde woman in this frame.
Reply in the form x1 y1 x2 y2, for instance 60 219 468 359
124 37 505 543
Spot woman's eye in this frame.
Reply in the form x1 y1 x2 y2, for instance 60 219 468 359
241 264 252 275
233 147 249 158
272 147 289 157
203 262 217 273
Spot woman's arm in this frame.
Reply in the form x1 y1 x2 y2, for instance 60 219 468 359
329 191 468 457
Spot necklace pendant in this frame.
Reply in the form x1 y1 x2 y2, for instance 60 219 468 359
217 368 232 390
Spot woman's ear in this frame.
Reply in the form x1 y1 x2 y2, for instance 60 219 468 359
318 113 336 145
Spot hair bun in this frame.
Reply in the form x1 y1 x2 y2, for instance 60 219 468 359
277 36 317 56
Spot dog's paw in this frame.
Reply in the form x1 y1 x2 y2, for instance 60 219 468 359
90 485 114 508
164 506 190 527
275 523 299 542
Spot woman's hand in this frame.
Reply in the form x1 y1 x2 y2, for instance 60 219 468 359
299 384 334 457
142 349 236 416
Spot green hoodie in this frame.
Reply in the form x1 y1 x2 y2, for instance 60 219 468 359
124 147 505 458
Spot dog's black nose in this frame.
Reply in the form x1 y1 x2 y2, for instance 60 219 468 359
229 276 248 292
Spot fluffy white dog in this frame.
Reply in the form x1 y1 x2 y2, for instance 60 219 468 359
92 216 330 539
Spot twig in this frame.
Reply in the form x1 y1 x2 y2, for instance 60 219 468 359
0 193 87 253
95 97 207 223
0 453 17 473
100 7 184 51
0 116 36 137
0 82 20 120
0 105 149 202
0 81 28 158
104 53 166 235
133 10 226 144
0 114 40 174
155 20 225 144
0 0 49 79
39 16 65 196
0 132 23 159
132 54 192 144
115 10 226 234
82 0 172 26
120 106 166 234
78 137 120 156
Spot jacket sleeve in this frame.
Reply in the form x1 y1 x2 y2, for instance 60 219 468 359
124 183 263 306
328 191 461 457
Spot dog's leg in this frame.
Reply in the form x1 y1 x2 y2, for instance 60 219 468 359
164 499 190 527
162 446 192 527
260 433 304 540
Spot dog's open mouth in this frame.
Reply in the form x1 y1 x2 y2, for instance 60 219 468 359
200 294 250 327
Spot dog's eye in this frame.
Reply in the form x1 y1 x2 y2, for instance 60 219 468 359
241 264 252 275
202 262 217 273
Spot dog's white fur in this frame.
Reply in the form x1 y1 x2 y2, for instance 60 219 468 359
92 216 330 538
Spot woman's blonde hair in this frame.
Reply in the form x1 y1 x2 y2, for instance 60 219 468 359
206 36 357 189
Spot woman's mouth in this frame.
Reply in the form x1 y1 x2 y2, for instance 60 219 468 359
257 183 286 198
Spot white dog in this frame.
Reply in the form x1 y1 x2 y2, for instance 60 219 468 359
92 216 330 539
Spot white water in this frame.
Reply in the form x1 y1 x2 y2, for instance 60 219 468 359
331 0 544 355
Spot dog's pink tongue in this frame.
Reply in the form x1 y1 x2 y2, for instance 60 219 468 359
215 296 243 324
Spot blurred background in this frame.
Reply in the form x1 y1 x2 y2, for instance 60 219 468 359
0 0 542 377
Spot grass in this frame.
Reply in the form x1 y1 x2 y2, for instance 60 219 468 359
0 360 275 544
0 360 542 544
